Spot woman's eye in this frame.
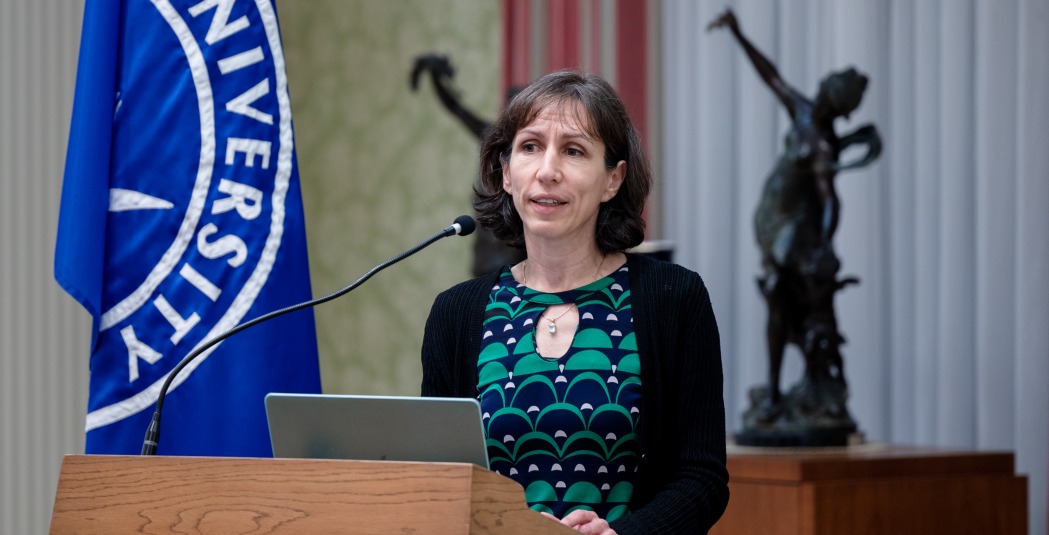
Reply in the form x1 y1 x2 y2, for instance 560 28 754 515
520 142 538 153
566 147 584 157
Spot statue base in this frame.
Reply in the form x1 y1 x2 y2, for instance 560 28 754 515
739 379 859 447
735 426 861 447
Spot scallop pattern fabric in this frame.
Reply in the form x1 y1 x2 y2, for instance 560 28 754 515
478 264 640 521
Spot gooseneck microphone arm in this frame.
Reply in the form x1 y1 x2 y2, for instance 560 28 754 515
141 215 476 455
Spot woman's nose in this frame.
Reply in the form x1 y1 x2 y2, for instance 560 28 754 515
536 151 561 182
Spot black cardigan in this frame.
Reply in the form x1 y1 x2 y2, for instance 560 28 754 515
421 253 729 534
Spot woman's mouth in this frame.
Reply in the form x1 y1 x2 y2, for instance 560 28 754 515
533 198 566 207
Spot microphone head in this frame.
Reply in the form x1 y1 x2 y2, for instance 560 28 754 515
452 215 476 236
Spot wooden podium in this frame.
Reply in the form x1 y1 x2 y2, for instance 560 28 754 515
49 455 576 534
711 444 1027 535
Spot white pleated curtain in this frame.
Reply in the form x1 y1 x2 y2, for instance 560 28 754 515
661 1 1048 533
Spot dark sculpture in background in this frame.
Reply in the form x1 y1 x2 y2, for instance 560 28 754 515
410 54 526 277
709 9 882 446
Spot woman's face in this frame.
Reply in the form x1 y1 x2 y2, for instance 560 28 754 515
502 101 625 249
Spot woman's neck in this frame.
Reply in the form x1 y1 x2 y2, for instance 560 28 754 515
517 248 624 293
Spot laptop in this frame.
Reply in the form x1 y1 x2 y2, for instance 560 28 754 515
265 393 489 468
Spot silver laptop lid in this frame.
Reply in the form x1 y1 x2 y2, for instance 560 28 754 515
265 393 489 468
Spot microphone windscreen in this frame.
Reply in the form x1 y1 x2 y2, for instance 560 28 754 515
453 215 476 236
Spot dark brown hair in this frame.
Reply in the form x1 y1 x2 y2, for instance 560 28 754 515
474 70 652 253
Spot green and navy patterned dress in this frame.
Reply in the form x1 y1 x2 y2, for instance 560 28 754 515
477 263 641 522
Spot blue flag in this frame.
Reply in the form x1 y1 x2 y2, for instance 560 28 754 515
55 0 321 456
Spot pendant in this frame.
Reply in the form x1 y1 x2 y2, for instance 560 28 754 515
548 322 557 334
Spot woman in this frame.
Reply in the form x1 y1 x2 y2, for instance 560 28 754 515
422 70 729 534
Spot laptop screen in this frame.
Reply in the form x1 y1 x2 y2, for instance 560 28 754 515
265 393 489 468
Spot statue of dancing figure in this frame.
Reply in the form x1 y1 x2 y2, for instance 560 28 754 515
709 9 881 444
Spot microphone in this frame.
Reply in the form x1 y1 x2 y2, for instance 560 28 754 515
445 214 476 237
140 215 476 455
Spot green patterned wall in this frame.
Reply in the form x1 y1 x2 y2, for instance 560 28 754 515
277 1 500 395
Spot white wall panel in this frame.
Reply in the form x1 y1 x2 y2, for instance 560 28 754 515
0 2 90 534
974 0 1019 448
886 0 918 441
911 0 945 446
936 0 978 447
1015 0 1049 531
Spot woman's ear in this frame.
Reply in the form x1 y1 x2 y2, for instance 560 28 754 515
502 164 512 194
602 160 626 202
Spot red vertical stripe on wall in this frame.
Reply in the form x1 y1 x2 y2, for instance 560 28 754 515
503 0 532 94
546 0 581 71
615 0 647 146
615 0 649 232
589 0 603 75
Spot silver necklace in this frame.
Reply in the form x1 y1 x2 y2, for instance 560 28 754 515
521 257 604 335
541 304 576 334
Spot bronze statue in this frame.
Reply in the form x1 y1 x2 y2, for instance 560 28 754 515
410 54 527 277
709 9 882 446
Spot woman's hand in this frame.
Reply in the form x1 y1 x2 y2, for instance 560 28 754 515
542 510 618 534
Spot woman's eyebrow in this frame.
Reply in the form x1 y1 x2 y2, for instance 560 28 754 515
515 128 594 144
